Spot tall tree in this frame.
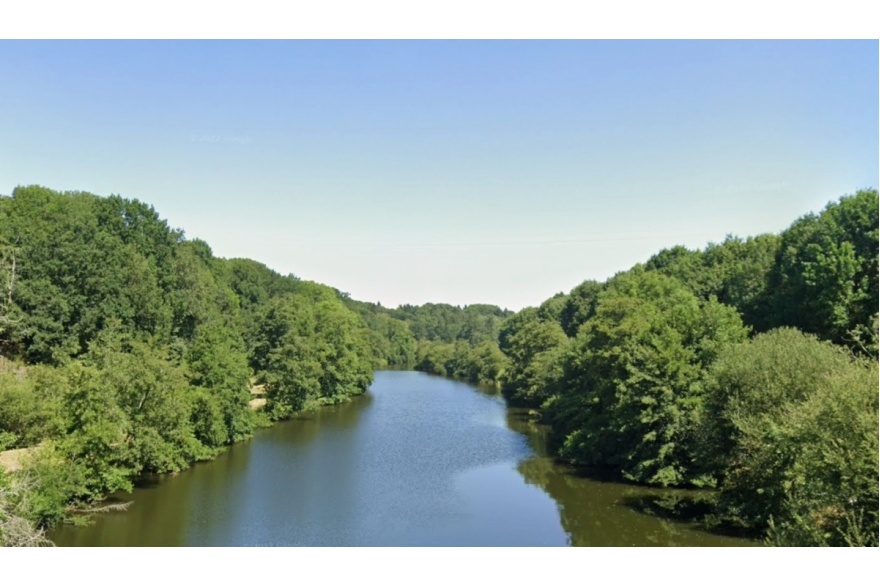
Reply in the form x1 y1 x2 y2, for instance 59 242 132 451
767 189 878 348
550 269 748 487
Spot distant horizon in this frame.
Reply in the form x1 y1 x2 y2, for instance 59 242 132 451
228 187 875 312
2 40 877 311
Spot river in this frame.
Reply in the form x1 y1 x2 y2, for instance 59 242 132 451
49 370 757 546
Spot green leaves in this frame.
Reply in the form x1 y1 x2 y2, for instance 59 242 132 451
0 187 178 362
767 189 879 348
499 310 568 406
699 328 879 545
0 186 387 536
391 302 511 345
252 289 374 420
413 338 508 386
548 270 748 487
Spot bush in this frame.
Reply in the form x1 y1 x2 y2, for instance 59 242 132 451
700 328 879 545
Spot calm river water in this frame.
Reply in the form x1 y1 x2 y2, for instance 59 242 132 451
50 371 757 546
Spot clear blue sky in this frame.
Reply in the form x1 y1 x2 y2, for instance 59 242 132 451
1 40 877 310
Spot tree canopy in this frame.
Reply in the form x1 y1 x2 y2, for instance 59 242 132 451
1 185 877 547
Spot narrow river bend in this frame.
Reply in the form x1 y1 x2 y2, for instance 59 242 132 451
50 371 756 547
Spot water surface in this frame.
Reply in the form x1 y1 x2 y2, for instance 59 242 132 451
50 371 756 546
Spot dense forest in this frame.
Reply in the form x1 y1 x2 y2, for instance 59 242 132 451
0 186 380 544
498 188 878 546
1 185 877 547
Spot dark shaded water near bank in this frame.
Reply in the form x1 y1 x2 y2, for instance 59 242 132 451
50 371 757 546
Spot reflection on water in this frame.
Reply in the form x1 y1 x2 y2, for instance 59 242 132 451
50 371 758 547
508 411 756 547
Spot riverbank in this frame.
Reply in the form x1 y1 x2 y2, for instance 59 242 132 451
50 371 758 547
0 382 271 475
0 379 367 547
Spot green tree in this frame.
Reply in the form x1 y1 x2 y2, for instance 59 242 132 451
186 318 254 445
312 297 373 402
253 296 322 418
85 332 204 473
559 280 603 337
0 186 177 362
468 340 508 386
699 328 878 544
49 361 133 500
253 286 373 419
414 340 456 377
551 270 748 486
767 189 878 348
499 308 569 407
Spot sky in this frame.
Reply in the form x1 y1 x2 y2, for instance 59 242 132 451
1 40 877 310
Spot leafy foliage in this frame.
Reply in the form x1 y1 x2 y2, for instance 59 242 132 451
390 302 511 345
382 301 512 385
498 308 569 406
558 280 603 337
413 339 508 386
342 299 416 369
251 286 373 420
549 270 748 486
699 328 878 545
766 189 879 348
0 186 380 535
1 184 877 548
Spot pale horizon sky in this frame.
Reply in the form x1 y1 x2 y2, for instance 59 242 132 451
1 40 877 311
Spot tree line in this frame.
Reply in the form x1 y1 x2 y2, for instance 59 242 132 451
343 298 512 386
0 186 375 544
1 184 876 547
497 189 878 546
321 187 878 547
